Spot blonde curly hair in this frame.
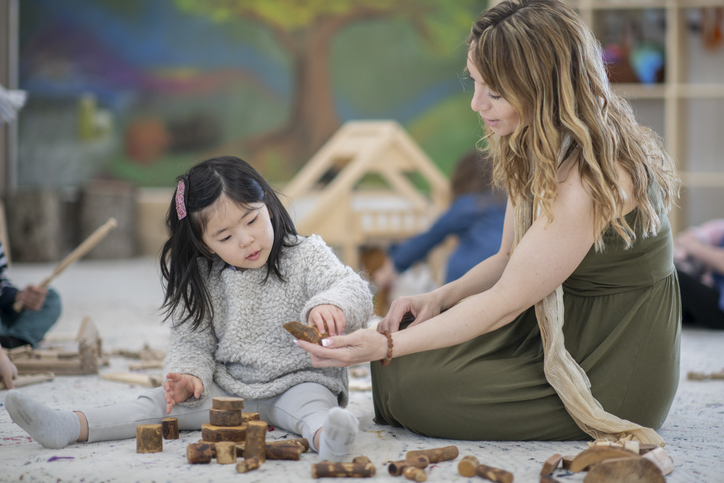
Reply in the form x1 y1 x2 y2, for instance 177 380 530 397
468 0 679 250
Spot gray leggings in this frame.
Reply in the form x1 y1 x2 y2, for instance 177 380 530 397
81 382 336 451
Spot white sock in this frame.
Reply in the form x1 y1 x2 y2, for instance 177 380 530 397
318 407 358 462
4 390 80 449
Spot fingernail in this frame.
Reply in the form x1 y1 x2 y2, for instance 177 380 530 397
322 338 333 347
293 339 300 346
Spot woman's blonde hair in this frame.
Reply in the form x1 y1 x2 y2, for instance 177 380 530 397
468 0 679 249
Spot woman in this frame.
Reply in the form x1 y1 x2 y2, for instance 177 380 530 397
298 0 680 443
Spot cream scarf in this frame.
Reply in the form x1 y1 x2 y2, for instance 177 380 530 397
512 142 665 446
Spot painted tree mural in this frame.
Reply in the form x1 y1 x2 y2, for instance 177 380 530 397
174 0 480 173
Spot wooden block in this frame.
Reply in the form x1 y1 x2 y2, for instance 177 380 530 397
210 408 242 427
403 466 427 482
283 321 329 345
711 371 724 380
201 423 247 442
561 455 575 470
265 444 303 460
389 457 429 477
583 456 664 483
687 371 706 380
352 456 372 465
162 418 179 440
236 457 261 473
569 446 639 473
540 454 563 476
642 447 674 476
311 462 376 478
622 440 639 455
458 455 480 477
136 424 162 453
0 372 54 390
242 412 260 423
406 445 458 464
186 443 213 464
245 421 268 463
212 396 245 410
216 441 237 464
476 464 514 483
267 438 309 452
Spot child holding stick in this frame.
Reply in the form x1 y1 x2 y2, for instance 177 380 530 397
6 156 373 460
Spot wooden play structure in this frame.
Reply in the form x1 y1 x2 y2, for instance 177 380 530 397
283 121 450 271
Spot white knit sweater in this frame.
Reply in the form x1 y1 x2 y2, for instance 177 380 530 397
164 234 373 407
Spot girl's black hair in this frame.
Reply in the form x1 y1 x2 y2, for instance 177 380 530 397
160 156 297 331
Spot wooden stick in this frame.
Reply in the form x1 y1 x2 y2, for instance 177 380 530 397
13 217 117 312
403 466 427 482
245 421 268 463
406 445 458 464
0 372 54 390
265 444 303 460
390 456 430 476
236 458 261 473
311 462 376 478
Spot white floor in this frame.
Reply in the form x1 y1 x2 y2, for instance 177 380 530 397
1 258 723 482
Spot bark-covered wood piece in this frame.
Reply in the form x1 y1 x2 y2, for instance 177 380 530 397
403 466 427 482
245 421 268 463
311 461 376 478
583 456 665 483
201 423 247 442
352 456 371 465
267 438 310 452
162 418 179 440
242 412 261 423
209 408 242 427
475 463 514 483
212 396 245 410
136 424 162 453
541 454 563 476
186 443 213 464
389 455 429 476
570 446 639 473
283 321 329 345
642 448 674 475
236 458 261 473
458 455 480 477
265 444 303 460
215 441 237 464
406 445 458 464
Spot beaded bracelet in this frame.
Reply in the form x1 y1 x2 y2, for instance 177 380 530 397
380 330 394 366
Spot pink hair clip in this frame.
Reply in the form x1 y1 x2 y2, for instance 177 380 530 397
175 179 187 220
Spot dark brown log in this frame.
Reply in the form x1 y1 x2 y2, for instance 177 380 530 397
267 438 310 452
242 412 261 423
403 466 427 482
162 418 179 440
352 456 371 465
212 396 245 410
540 453 563 476
475 464 514 483
458 455 480 477
186 443 213 464
215 441 237 464
236 457 261 473
245 421 268 463
311 462 376 478
210 408 242 427
570 447 638 473
136 424 162 453
283 321 329 345
406 445 458 464
200 423 247 442
390 456 430 476
583 456 665 483
265 444 303 460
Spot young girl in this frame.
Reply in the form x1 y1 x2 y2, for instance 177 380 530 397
5 156 373 461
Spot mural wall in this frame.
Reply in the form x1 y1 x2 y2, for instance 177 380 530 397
18 0 486 188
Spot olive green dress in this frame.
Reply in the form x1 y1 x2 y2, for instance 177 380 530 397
371 210 681 441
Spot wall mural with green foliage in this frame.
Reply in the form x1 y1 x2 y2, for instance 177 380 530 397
18 0 487 187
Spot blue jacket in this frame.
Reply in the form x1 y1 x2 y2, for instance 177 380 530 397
389 193 506 283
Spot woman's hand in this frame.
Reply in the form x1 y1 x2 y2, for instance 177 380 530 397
163 372 203 414
308 304 346 336
377 291 445 333
0 348 18 389
296 329 389 367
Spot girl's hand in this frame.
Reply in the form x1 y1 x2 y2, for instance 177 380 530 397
16 285 47 312
163 372 203 414
308 304 346 336
377 291 444 333
296 329 389 367
0 348 18 389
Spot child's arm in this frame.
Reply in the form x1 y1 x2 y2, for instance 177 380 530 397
300 235 374 336
0 346 18 389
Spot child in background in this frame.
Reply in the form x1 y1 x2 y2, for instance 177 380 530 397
6 156 373 461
